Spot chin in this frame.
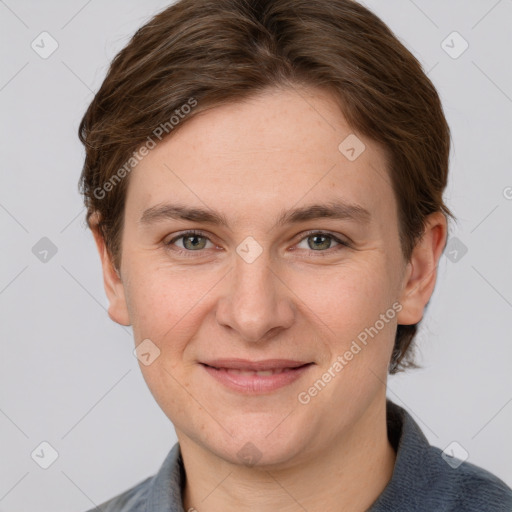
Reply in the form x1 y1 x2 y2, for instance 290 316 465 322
195 412 315 470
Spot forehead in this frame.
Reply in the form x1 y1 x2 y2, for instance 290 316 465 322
126 86 395 230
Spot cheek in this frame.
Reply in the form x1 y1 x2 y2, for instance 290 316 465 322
123 259 217 356
289 257 397 340
290 257 399 394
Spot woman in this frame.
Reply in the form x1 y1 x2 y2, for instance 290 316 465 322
79 0 512 510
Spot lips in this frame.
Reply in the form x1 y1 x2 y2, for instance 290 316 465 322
199 359 314 394
217 367 296 376
200 358 311 371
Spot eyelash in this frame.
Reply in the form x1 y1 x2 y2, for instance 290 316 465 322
164 230 350 258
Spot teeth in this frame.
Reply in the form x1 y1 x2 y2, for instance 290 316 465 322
224 368 288 376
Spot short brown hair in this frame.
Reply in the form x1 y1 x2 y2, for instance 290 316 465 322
78 0 455 373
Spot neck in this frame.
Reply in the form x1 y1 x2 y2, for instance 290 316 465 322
179 395 395 512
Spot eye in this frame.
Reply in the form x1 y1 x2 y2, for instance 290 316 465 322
164 230 215 254
295 231 350 253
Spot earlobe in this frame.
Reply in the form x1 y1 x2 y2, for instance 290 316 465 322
90 216 131 327
396 212 448 326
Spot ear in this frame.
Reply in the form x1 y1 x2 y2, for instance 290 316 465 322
396 211 448 325
90 213 131 326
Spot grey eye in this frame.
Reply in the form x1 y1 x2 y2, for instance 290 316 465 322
179 234 209 250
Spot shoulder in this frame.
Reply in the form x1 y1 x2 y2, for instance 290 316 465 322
82 442 183 512
372 401 512 512
425 445 512 511
84 475 153 512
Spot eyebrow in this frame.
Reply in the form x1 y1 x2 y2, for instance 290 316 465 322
138 200 372 230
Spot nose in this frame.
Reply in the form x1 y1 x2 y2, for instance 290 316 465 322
215 247 295 343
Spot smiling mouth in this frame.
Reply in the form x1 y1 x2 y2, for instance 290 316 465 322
201 364 312 376
200 358 313 371
199 359 315 393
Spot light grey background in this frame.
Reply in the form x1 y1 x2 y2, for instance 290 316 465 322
1 1 511 510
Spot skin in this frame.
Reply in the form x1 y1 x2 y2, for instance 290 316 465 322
92 86 447 511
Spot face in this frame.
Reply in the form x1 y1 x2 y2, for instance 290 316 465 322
95 86 445 468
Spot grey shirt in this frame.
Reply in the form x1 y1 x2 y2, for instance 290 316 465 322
87 400 512 511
